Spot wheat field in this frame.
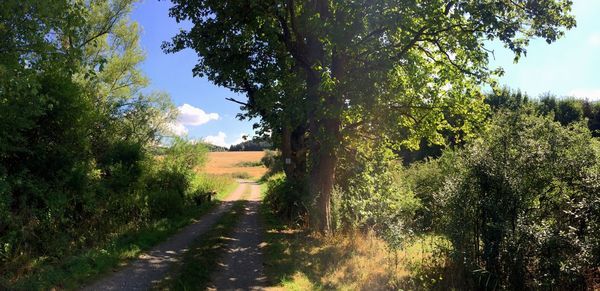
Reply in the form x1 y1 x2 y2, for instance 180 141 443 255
202 151 267 179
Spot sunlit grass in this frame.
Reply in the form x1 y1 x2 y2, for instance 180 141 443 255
259 183 452 290
233 160 263 167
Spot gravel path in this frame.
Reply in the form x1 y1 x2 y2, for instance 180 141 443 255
208 182 267 291
80 181 249 291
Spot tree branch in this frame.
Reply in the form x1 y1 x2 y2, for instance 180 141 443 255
77 1 129 49
355 26 387 46
432 39 482 78
273 0 312 71
225 97 249 106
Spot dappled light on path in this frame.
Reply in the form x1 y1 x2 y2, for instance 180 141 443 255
208 182 267 291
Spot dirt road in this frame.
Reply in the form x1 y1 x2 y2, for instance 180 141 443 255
208 182 266 290
81 182 249 291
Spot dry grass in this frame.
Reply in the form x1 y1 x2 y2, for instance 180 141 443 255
315 231 399 290
261 217 456 290
262 224 453 290
201 151 267 179
262 233 398 290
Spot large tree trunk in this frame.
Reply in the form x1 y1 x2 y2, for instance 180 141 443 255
281 127 293 176
306 63 342 233
305 69 329 232
298 0 343 233
281 125 307 181
308 118 339 233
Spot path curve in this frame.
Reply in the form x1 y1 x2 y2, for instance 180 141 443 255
208 182 267 291
81 181 249 291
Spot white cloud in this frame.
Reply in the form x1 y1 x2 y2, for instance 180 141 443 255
166 104 219 136
177 104 219 126
588 33 600 46
568 88 600 101
202 132 250 148
167 121 188 136
203 132 228 147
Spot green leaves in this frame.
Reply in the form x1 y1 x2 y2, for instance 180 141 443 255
167 0 575 232
0 1 180 284
162 137 209 175
431 109 600 288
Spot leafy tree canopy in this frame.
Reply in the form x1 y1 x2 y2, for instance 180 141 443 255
166 0 575 231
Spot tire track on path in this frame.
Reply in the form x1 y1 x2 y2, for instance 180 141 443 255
208 182 266 291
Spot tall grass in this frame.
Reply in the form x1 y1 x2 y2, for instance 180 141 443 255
191 173 237 200
233 161 263 167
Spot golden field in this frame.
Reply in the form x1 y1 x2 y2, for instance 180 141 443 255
202 151 267 179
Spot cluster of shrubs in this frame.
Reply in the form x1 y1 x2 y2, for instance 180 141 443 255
260 150 283 178
0 136 227 277
262 91 600 289
263 173 308 224
401 88 600 165
0 0 235 284
404 100 600 288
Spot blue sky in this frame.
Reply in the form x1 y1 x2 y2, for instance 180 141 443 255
131 0 251 147
131 0 600 146
488 0 600 100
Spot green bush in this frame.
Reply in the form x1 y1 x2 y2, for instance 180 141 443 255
0 1 213 286
261 150 282 177
417 109 600 289
230 172 252 179
335 143 421 248
264 173 308 223
162 137 208 174
0 70 97 265
234 161 263 167
0 131 212 282
405 157 450 233
145 170 188 218
188 174 235 204
98 141 145 191
143 138 210 217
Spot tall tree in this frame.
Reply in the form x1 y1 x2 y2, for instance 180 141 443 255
167 0 575 232
76 0 176 150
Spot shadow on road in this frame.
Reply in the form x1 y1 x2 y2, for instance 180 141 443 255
208 182 267 291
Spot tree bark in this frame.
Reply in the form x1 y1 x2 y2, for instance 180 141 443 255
281 126 293 176
281 124 307 181
306 63 342 233
305 68 329 232
308 118 339 232
284 0 342 233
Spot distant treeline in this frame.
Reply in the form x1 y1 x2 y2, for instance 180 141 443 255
149 141 228 154
228 140 272 151
205 143 229 152
152 140 271 153
400 87 600 164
